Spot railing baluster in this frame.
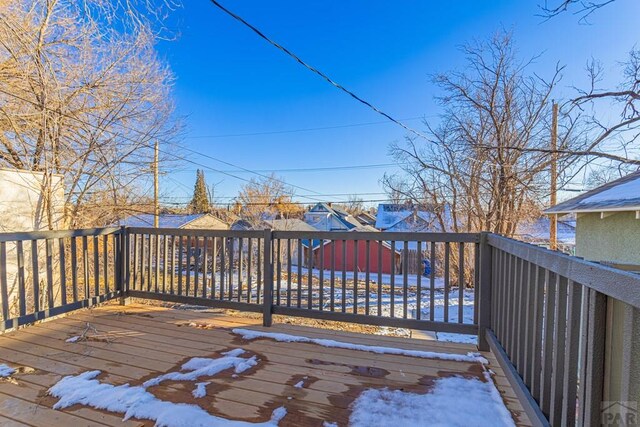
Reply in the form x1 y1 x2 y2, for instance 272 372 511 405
0 242 8 324
341 239 346 313
71 237 78 301
474 241 480 325
59 238 67 305
238 238 244 303
145 234 152 293
103 235 109 295
330 240 335 312
131 234 138 290
390 241 395 318
541 269 557 417
429 242 435 322
193 237 200 297
402 240 408 319
286 239 291 307
458 242 464 323
276 238 281 306
523 260 534 389
256 238 264 304
353 239 358 314
202 237 208 298
550 275 568 425
178 235 184 295
185 235 192 296
513 257 523 371
365 240 370 316
46 238 54 309
220 237 226 300
377 240 382 317
582 289 606 426
443 241 450 322
319 239 324 311
416 241 422 320
82 236 90 300
154 234 160 293
307 238 313 309
531 264 545 401
212 237 217 298
246 238 251 303
31 240 40 313
17 241 26 316
504 253 514 355
296 239 302 308
171 235 177 294
162 235 168 294
562 280 581 426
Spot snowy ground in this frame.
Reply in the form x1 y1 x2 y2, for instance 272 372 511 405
164 268 477 344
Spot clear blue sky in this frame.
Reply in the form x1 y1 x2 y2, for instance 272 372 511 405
155 0 639 207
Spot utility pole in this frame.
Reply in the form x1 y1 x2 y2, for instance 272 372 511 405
549 102 558 250
154 140 159 228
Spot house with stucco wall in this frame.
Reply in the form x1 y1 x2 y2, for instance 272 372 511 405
545 170 640 405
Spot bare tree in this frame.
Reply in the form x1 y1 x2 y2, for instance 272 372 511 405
539 0 616 21
336 195 365 215
236 175 301 224
0 0 180 228
385 32 577 236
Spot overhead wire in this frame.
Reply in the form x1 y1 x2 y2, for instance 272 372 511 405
208 0 430 142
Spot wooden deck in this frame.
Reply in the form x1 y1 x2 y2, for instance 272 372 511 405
0 303 531 426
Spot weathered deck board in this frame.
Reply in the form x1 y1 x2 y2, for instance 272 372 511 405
0 303 531 426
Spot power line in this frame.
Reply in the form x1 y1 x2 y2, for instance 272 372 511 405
0 87 330 202
172 163 401 174
207 0 430 142
185 116 426 139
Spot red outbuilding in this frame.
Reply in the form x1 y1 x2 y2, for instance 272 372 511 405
311 239 401 275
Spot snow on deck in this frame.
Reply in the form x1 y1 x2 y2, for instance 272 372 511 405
0 303 527 426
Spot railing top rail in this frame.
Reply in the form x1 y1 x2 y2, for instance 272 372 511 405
127 227 262 239
127 227 480 242
487 233 640 309
0 227 122 242
272 230 480 242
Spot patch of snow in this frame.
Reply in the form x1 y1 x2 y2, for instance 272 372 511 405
66 336 81 343
192 382 209 398
293 381 304 389
232 329 487 364
435 332 477 344
144 350 258 388
323 422 338 427
0 364 15 377
49 370 286 427
349 377 514 427
581 178 640 203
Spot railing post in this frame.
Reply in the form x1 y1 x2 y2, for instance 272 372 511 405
118 226 129 305
478 232 493 351
262 229 273 327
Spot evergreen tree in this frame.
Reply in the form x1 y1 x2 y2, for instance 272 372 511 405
189 170 210 213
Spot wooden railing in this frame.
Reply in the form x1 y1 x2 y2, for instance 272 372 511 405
2 227 640 427
126 228 480 336
269 231 479 334
0 227 125 331
486 234 640 427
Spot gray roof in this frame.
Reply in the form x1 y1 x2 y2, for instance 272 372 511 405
119 213 204 228
266 219 318 231
545 170 640 214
